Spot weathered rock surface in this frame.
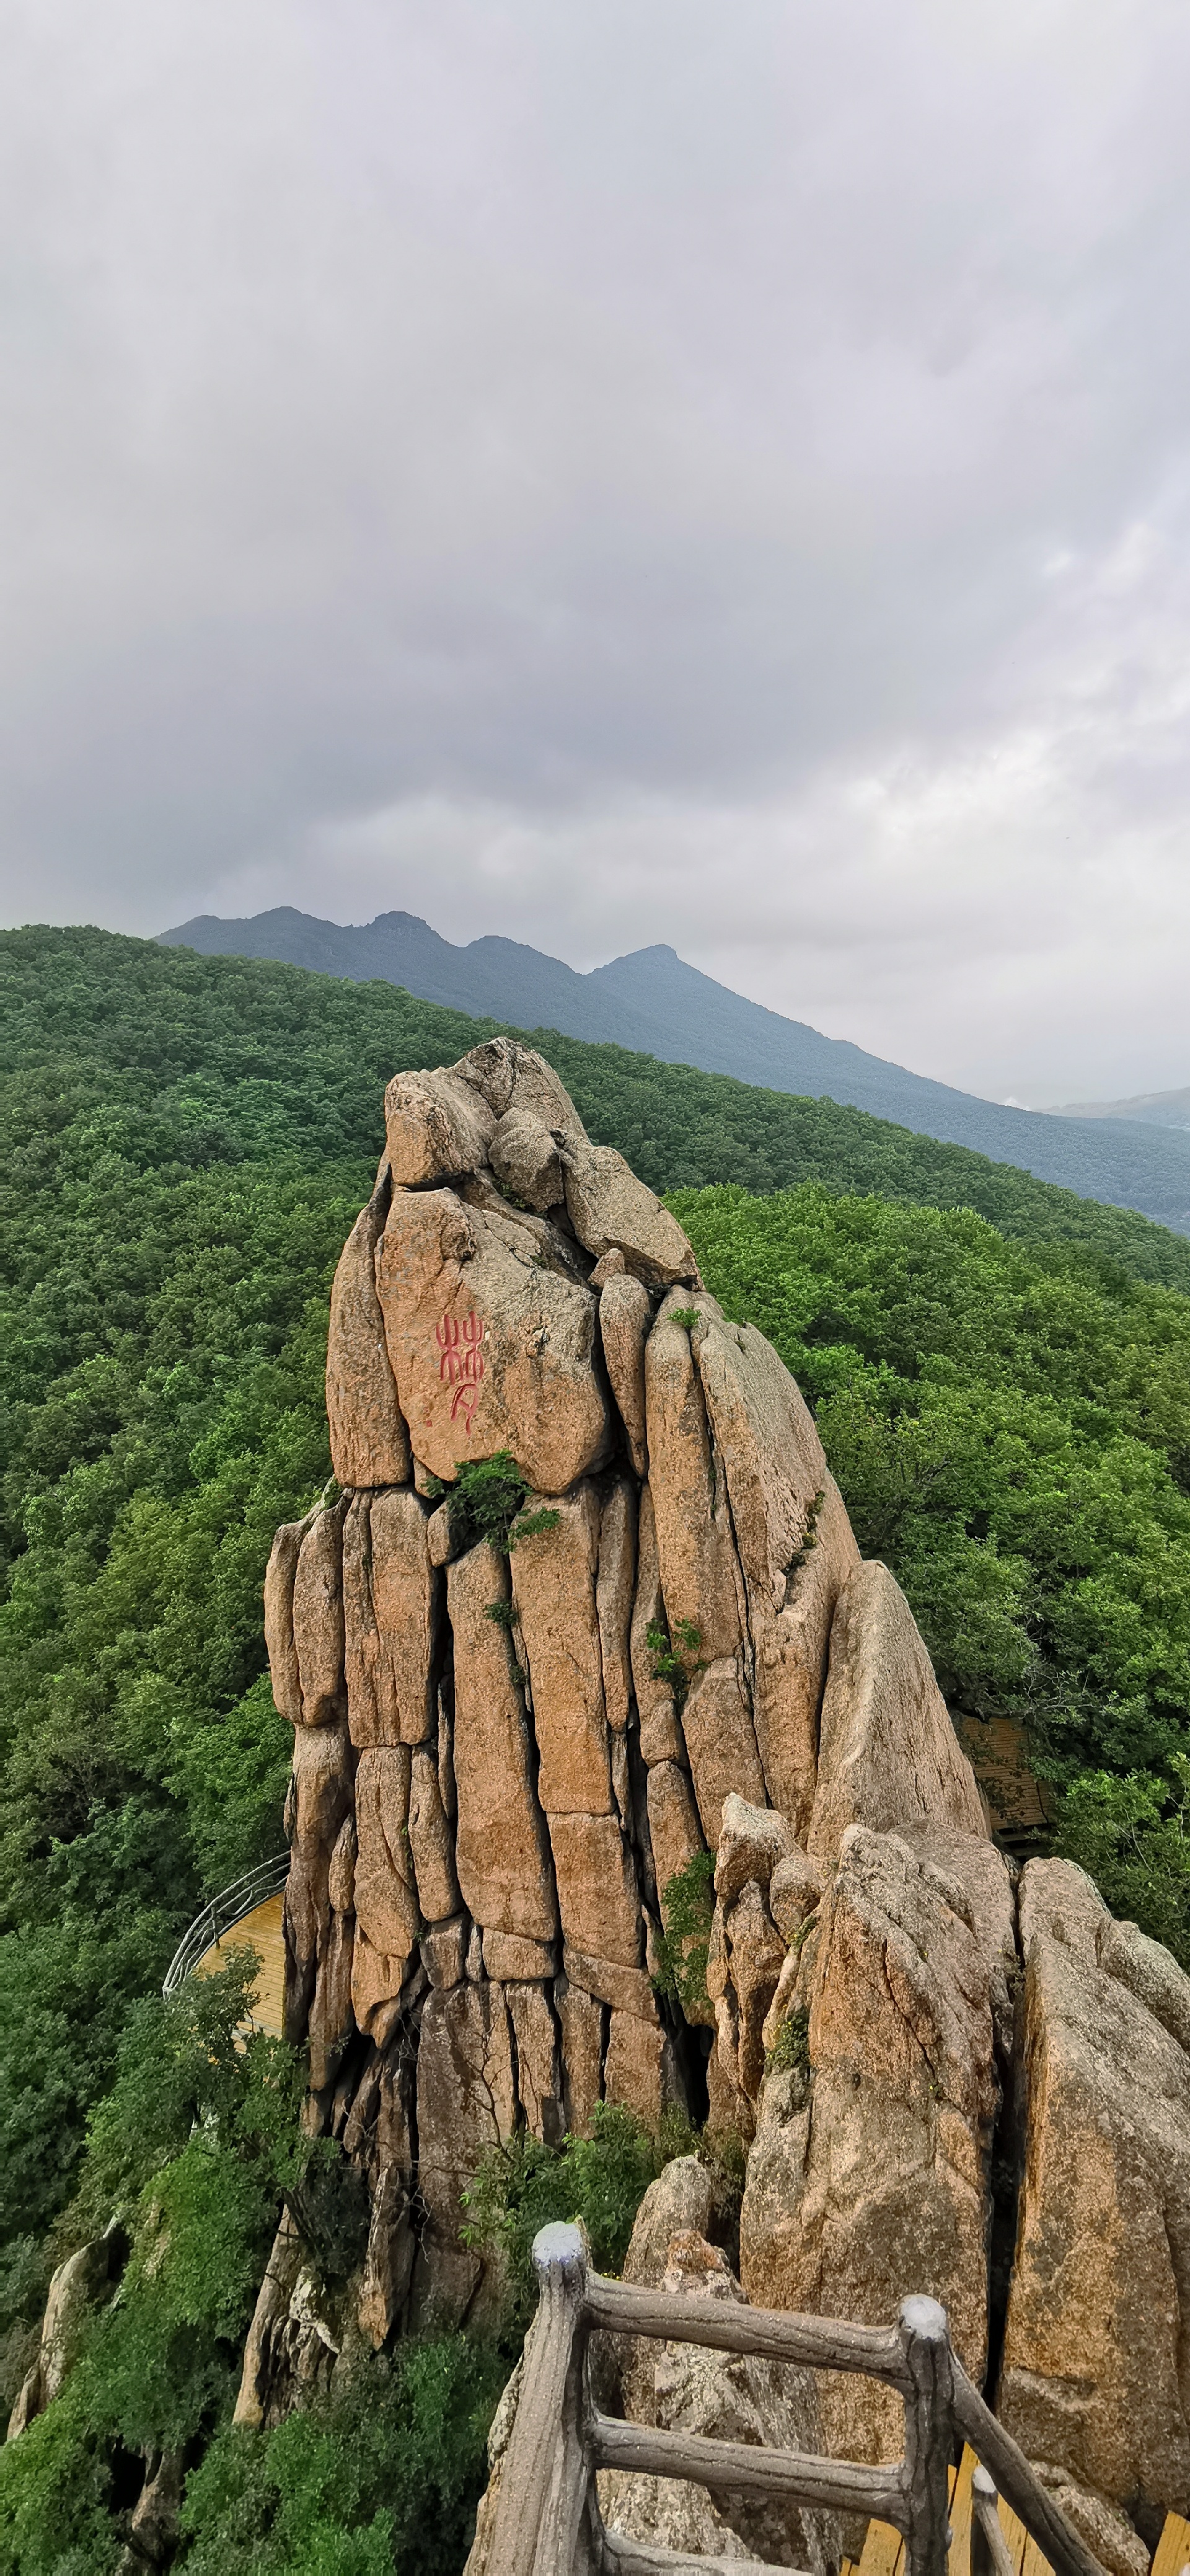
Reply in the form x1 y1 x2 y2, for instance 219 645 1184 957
1000 1859 1190 2531
599 1272 652 1477
808 1560 987 1864
325 1166 412 1488
343 1489 438 1747
447 1542 557 1944
292 1504 346 1726
598 2221 837 2574
511 1486 612 1815
376 1180 610 1493
741 1823 1015 2463
251 1031 1171 2538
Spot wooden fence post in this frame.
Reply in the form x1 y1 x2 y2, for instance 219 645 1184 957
899 2296 954 2576
487 2221 594 2576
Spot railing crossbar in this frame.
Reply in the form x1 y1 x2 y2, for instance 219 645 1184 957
586 2275 908 2384
593 2414 906 2524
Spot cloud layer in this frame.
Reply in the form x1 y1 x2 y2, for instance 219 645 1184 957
3 0 1190 1099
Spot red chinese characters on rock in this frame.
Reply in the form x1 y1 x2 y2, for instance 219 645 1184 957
435 1311 487 1433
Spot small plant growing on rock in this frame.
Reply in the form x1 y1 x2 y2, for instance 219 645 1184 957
646 1617 706 1712
428 1451 559 1557
653 1849 715 2013
766 2002 811 2079
669 1306 701 1331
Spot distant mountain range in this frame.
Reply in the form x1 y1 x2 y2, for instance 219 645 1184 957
1049 1082 1190 1131
159 906 1190 1235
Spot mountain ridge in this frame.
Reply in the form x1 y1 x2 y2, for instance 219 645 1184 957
159 904 1190 1233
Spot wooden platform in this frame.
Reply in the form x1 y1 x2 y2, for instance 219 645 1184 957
953 1716 1054 1838
190 1890 286 2038
842 2451 1190 2576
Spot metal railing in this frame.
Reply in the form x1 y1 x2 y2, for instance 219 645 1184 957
490 2223 1111 2576
162 1854 290 1998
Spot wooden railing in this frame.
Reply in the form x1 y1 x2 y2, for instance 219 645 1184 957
488 2223 1111 2576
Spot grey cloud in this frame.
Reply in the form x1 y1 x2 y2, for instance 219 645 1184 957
2 0 1190 1099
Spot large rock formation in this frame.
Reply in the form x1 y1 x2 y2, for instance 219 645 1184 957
264 1038 873 2335
251 1033 1190 2567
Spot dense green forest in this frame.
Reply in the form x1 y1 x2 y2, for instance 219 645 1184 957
2 923 1189 2569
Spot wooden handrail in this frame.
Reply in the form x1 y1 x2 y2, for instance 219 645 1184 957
592 2416 906 2523
586 2274 909 2383
486 2223 1113 2576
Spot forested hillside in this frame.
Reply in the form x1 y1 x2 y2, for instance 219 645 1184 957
2 924 1189 2568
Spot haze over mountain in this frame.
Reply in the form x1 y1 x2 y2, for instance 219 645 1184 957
160 907 1190 1236
1048 1082 1190 1131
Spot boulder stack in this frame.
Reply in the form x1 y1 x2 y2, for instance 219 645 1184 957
252 1037 1190 2569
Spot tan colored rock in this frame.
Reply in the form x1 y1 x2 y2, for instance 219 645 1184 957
325 1168 412 1488
447 1543 557 1942
741 1824 1014 2464
482 1930 555 1981
308 1910 354 2090
263 1516 310 1725
562 1140 698 1285
646 1762 705 1913
769 1847 825 1943
350 1924 412 2046
596 1477 637 1733
327 1812 356 1914
422 1915 467 1989
426 1501 454 1567
376 1182 610 1492
357 2162 416 2351
454 1035 578 1133
604 2011 679 2127
488 1108 564 1211
599 1273 652 1476
622 2158 718 2287
511 1487 612 1814
293 1505 346 1725
1100 1911 1190 2056
353 1746 419 1960
645 1298 745 1662
415 1981 518 2325
506 1981 563 2141
548 1811 641 1967
556 1976 605 2134
808 1560 987 1866
752 1478 860 1841
289 1714 353 1858
1000 1858 1190 2522
384 1066 496 1185
563 1944 656 2018
630 1486 683 1765
408 1746 460 1923
715 1791 793 1906
716 1879 786 2102
682 1658 766 1841
343 1490 438 1748
368 1489 438 1742
597 2229 835 2575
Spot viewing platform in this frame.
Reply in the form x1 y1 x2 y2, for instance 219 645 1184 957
163 1856 289 2038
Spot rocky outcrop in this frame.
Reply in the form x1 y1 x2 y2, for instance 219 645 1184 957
264 1038 893 2343
741 1823 1015 2462
7 2223 126 2439
999 1861 1190 2557
808 1560 987 1864
252 1031 1185 2572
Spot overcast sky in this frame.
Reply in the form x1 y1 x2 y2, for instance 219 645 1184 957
4 1 1190 1102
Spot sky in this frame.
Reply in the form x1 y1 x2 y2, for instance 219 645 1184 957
3 1 1190 1105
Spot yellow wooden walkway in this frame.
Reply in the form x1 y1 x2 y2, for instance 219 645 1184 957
842 2450 1190 2576
190 1890 286 2037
